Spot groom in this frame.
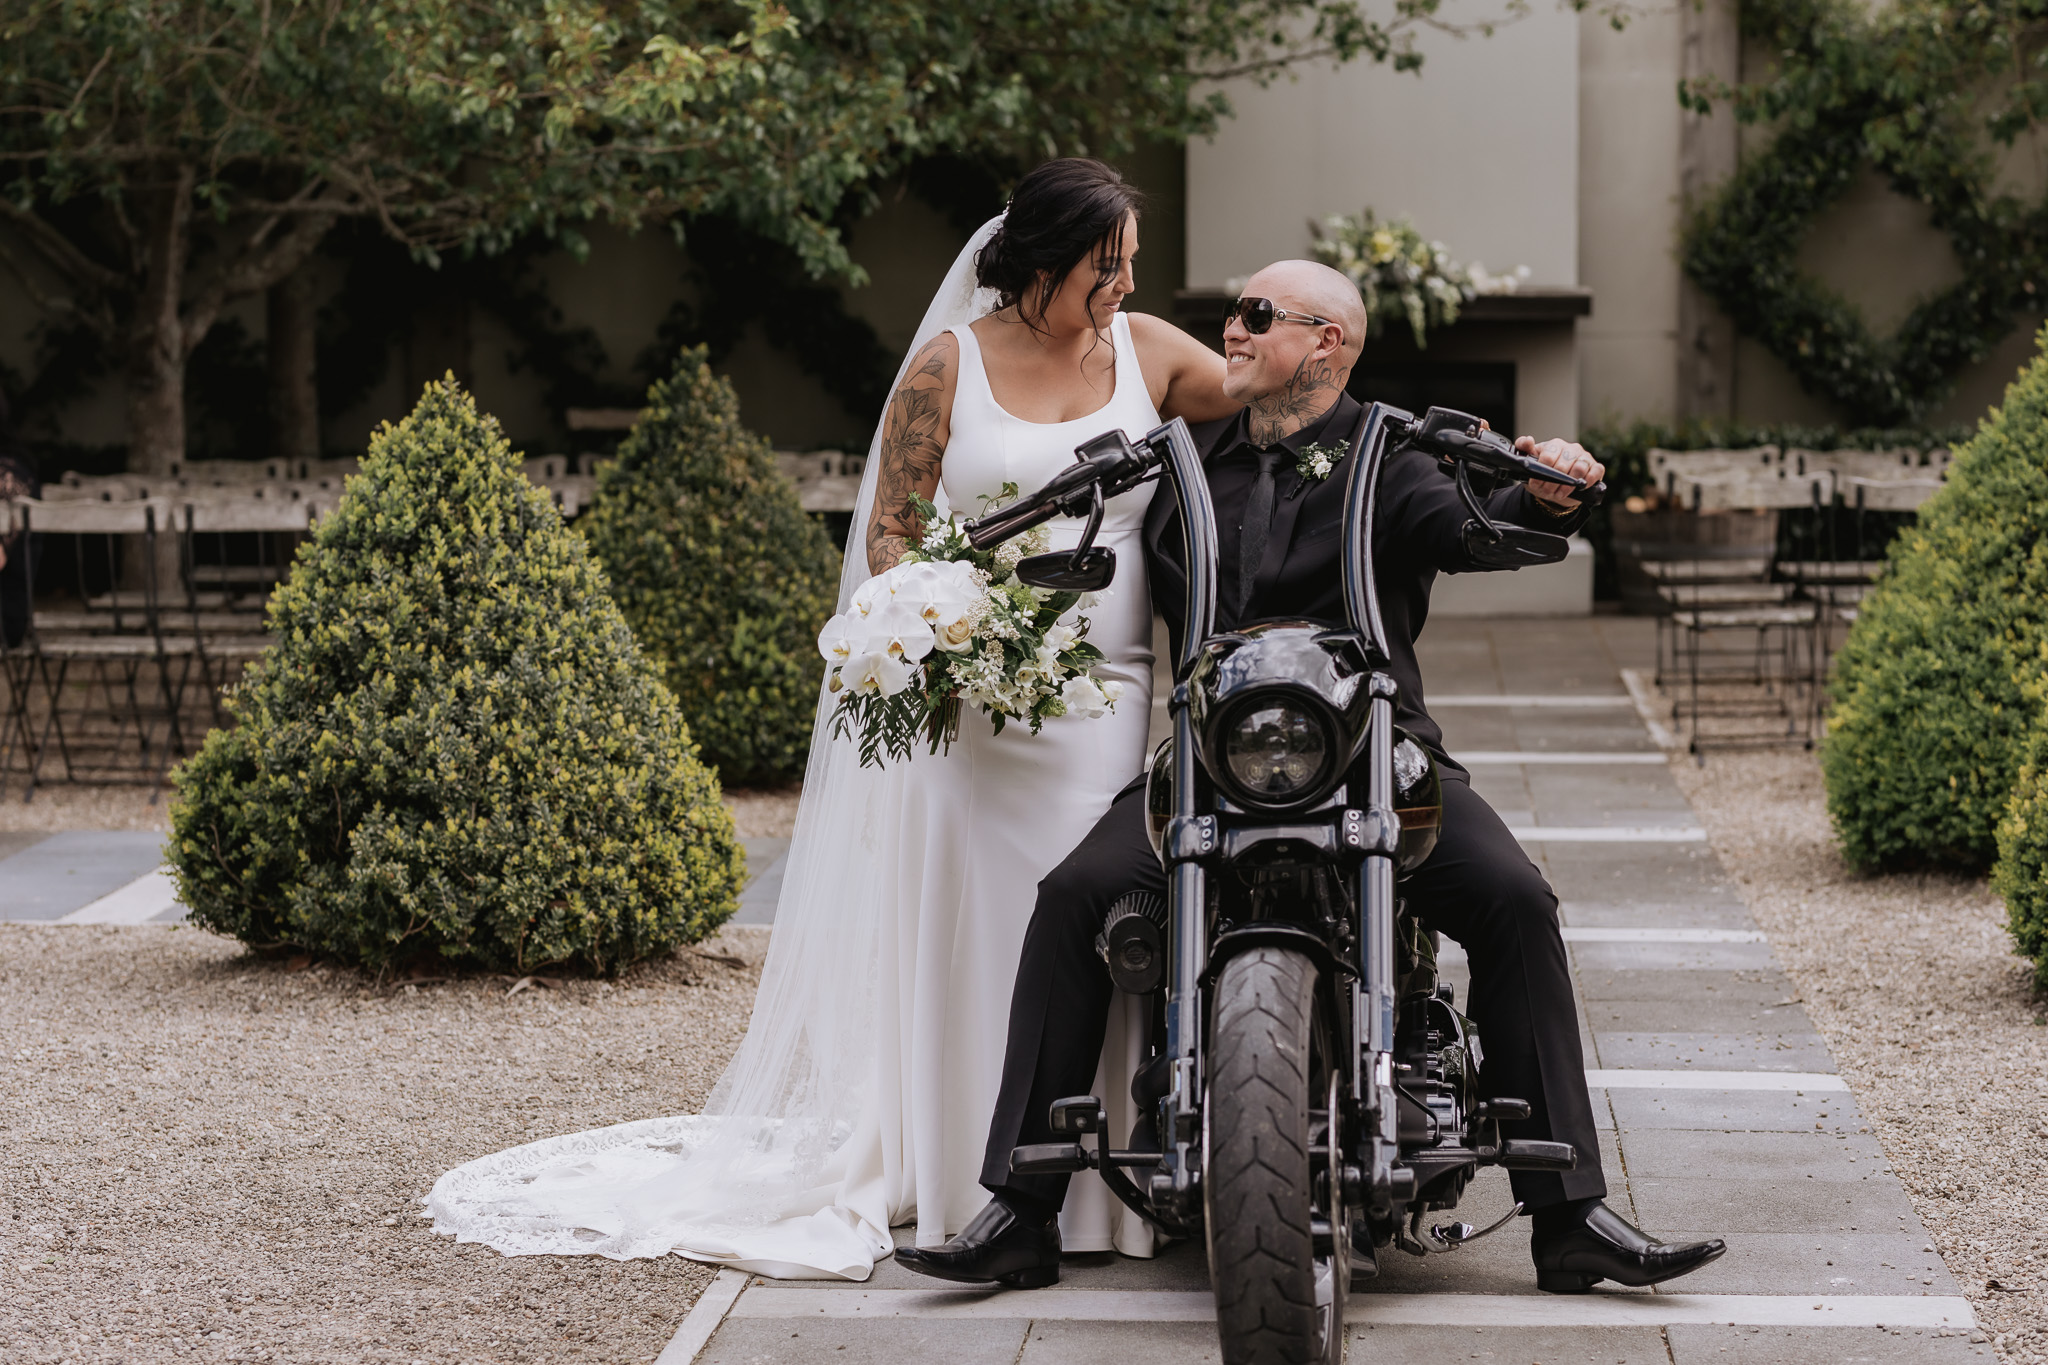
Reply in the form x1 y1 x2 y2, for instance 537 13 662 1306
896 260 1727 1294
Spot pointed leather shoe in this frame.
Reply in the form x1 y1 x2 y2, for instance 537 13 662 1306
893 1198 1061 1289
1532 1201 1725 1293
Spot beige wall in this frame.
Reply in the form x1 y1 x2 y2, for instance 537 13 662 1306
1185 12 1581 290
1576 1 1685 429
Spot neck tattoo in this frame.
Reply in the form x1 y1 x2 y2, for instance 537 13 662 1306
1247 353 1340 446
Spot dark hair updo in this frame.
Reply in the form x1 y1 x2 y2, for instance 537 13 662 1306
975 158 1143 336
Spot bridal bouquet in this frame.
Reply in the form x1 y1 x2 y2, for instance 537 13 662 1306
819 492 1123 768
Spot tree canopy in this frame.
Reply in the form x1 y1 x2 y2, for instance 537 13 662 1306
1 0 1506 468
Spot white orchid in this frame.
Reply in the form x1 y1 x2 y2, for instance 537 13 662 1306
893 560 982 631
842 651 913 697
860 600 936 664
817 613 861 666
848 571 897 619
1059 675 1112 720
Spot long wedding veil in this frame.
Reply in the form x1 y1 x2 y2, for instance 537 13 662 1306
427 216 1006 1279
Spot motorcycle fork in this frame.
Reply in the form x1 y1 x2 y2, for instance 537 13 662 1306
1355 682 1411 1219
1157 681 1208 1214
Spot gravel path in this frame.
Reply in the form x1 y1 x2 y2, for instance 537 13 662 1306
0 922 769 1364
0 782 801 840
1672 749 2048 1363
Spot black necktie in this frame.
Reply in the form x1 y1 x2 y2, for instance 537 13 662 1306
1236 448 1288 620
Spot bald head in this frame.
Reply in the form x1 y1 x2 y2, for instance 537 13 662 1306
1244 259 1367 368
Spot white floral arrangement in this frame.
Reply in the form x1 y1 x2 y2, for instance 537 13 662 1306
1307 209 1530 349
818 488 1123 769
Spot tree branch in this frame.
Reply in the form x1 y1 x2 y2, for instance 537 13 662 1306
179 207 338 356
0 232 116 339
0 200 127 292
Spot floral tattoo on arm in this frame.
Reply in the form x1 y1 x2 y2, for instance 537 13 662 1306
1247 352 1341 446
866 337 952 572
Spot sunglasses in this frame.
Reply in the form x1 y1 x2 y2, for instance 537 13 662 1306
1223 296 1334 335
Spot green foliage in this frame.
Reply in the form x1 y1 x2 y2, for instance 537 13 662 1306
1822 329 2048 871
168 378 743 974
1309 209 1524 348
1993 714 2048 991
581 349 840 785
1679 0 2048 424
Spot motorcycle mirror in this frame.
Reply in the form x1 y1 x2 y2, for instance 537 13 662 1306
1460 523 1571 571
1015 546 1117 592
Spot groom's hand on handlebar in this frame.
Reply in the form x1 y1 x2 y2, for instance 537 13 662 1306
1517 436 1604 510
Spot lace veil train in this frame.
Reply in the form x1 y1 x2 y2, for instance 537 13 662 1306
424 218 1006 1279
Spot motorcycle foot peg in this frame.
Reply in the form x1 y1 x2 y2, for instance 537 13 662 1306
1536 1269 1599 1294
1497 1139 1577 1171
1098 892 1166 995
1049 1095 1106 1137
1475 1098 1531 1123
1010 1142 1093 1175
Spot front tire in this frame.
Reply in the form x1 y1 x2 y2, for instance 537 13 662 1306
1205 947 1344 1365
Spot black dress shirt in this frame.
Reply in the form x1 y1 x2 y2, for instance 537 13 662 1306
1143 392 1588 777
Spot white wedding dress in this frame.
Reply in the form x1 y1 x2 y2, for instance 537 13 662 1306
425 221 1164 1278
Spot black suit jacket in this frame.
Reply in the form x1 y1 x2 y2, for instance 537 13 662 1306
1142 392 1588 775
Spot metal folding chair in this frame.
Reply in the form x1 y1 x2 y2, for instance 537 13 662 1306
11 497 196 798
1663 469 1835 755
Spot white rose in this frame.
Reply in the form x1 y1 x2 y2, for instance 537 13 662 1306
1060 675 1109 720
1041 623 1079 656
933 615 976 652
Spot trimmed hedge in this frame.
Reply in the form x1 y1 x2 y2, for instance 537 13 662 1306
580 348 839 785
168 377 743 974
1994 708 2048 991
1821 330 2048 873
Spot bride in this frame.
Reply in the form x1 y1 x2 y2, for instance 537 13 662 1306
427 158 1233 1280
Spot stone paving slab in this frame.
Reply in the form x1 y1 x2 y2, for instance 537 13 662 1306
1604 1088 1864 1134
1626 1176 1921 1232
696 1313 1027 1365
1665 1324 1985 1363
1018 1320 1222 1364
1660 1232 1957 1296
0 830 167 921
1563 900 1757 930
1590 1030 1838 1073
1350 1322 1671 1364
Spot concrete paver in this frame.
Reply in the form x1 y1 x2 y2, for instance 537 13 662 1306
1665 1324 1985 1363
0 829 167 920
1350 1323 1671 1364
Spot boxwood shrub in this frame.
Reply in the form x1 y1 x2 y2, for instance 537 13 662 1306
580 348 839 785
1994 709 2048 991
168 377 744 974
1822 329 2048 872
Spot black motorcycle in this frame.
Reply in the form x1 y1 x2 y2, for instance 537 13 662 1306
962 405 1602 1365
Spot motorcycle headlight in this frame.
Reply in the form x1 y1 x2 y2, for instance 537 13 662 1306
1217 697 1338 808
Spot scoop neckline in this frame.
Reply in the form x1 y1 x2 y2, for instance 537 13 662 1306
963 315 1130 428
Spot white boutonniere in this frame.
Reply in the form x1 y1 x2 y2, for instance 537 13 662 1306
1296 441 1346 483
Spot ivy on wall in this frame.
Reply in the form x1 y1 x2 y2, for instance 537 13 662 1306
1680 0 2048 425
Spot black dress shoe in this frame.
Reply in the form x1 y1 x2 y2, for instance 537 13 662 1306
1531 1200 1725 1293
893 1197 1061 1288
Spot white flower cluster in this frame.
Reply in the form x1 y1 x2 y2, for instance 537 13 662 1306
1309 209 1530 349
819 559 986 699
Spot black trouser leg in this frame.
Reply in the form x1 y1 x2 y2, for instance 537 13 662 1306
980 777 1603 1214
1405 777 1607 1208
980 788 1162 1213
